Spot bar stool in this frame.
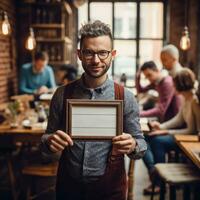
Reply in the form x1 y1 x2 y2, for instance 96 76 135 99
22 162 58 200
151 163 200 200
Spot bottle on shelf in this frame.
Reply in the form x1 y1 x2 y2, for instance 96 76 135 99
56 45 62 61
50 46 56 61
36 8 41 23
42 9 47 23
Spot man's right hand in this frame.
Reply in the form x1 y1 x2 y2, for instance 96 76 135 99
47 130 73 153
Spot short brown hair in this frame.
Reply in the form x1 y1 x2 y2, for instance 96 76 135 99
34 51 49 61
173 68 195 92
79 20 113 49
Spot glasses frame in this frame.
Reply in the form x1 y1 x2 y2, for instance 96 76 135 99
81 49 112 60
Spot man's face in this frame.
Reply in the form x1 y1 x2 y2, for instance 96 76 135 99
142 68 159 84
34 59 47 73
77 36 116 78
160 52 176 71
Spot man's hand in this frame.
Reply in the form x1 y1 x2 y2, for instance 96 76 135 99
148 129 168 136
47 130 73 153
149 121 161 130
37 86 49 95
112 133 136 155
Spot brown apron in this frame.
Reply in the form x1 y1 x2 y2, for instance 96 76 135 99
56 81 127 200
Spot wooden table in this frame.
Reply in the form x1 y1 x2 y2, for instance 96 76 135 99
0 124 45 143
174 135 199 142
174 135 200 169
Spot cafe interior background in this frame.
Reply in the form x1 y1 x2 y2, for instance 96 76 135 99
0 0 200 200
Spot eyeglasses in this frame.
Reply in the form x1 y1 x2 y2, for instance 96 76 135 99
81 49 111 60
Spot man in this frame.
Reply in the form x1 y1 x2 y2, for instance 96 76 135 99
136 61 180 122
160 44 183 77
41 20 146 200
19 51 56 94
136 61 181 195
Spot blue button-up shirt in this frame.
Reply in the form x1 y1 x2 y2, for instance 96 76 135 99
41 75 147 179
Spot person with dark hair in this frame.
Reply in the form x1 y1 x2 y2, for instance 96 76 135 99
136 61 181 194
57 64 78 85
41 20 147 200
136 61 181 122
19 51 56 94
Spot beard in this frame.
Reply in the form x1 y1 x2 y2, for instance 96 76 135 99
82 62 110 78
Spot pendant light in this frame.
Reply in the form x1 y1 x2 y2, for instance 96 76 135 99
25 27 36 51
1 11 11 35
180 0 190 51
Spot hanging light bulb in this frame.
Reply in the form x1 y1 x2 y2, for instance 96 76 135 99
1 12 11 35
180 26 191 51
25 27 36 50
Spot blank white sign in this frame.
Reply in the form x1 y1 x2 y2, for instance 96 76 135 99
71 106 117 137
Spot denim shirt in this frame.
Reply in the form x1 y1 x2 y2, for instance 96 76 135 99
41 75 147 179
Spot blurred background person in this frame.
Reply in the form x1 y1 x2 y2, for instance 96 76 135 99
56 64 78 85
160 44 183 77
136 61 180 122
19 51 56 95
120 73 127 86
136 61 181 195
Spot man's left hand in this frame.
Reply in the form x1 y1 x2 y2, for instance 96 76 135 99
112 133 136 155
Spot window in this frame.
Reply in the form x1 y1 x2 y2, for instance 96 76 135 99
78 1 166 87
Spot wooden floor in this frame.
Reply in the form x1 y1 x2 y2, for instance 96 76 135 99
134 159 159 200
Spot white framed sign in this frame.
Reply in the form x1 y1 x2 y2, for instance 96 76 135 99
66 100 123 140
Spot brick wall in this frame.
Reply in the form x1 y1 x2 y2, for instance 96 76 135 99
0 0 17 103
169 0 199 75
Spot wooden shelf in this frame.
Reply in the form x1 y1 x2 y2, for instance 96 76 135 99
21 1 72 14
49 61 70 66
32 24 64 28
36 37 72 43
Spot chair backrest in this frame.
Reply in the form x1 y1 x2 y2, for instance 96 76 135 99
22 162 58 177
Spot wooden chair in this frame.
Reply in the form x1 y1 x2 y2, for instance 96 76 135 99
22 162 58 200
151 163 200 200
127 159 135 200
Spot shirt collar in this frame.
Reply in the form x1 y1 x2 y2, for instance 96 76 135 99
78 73 112 94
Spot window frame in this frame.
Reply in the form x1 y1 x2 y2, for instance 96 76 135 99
86 0 168 80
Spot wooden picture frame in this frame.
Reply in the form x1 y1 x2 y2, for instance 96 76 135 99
66 99 123 140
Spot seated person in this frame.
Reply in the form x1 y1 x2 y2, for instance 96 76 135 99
136 61 181 122
56 64 77 85
62 70 77 85
19 51 56 95
160 44 183 77
146 68 200 190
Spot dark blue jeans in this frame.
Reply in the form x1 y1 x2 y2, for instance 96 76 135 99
143 135 177 172
143 136 155 173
